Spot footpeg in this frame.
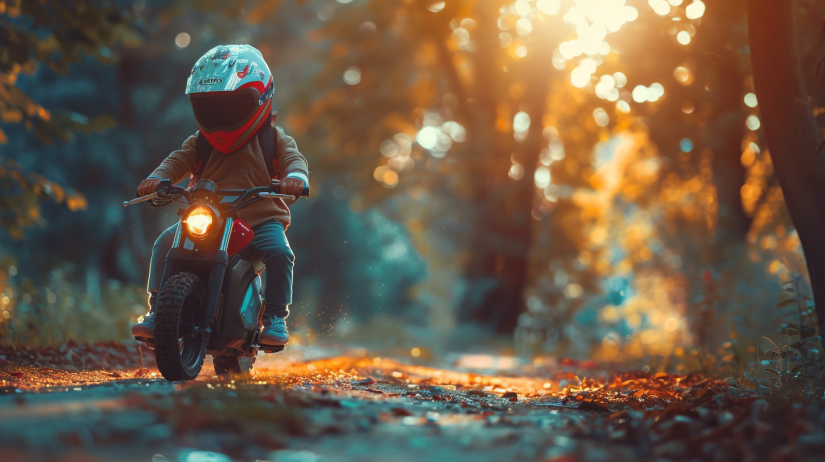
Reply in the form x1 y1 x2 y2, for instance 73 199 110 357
261 345 285 353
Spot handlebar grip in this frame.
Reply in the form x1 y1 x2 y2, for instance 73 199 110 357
136 178 172 198
271 180 310 198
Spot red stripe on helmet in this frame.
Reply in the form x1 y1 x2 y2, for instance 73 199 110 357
198 99 271 154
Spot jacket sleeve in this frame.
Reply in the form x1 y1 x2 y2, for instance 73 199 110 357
275 126 309 187
149 133 198 183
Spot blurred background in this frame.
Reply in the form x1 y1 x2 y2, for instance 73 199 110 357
2 0 824 371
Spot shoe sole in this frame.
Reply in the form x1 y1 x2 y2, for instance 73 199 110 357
260 336 289 346
130 324 155 339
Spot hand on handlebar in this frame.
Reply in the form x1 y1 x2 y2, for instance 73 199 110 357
278 177 305 197
137 178 162 197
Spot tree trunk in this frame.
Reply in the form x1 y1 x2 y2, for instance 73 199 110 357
456 3 555 333
710 50 753 249
749 0 825 328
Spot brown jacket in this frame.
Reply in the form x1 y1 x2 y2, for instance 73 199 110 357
150 123 308 229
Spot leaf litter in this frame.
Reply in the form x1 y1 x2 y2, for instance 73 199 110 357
0 343 823 461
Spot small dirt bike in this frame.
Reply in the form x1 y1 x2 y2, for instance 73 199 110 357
124 179 305 381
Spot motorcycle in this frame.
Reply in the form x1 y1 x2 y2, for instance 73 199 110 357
124 179 306 381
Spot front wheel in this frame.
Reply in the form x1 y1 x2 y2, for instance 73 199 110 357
154 272 208 381
213 355 255 378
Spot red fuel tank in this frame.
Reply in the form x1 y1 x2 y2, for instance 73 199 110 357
226 219 255 256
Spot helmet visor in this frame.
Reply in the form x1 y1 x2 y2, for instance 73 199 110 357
190 88 260 132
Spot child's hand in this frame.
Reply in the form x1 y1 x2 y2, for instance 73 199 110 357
281 177 305 197
137 178 162 197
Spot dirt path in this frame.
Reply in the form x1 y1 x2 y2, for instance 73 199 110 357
0 343 821 462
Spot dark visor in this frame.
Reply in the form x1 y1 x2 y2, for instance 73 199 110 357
190 88 260 131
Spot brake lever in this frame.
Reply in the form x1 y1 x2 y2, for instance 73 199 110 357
259 192 296 200
123 193 159 207
124 181 186 208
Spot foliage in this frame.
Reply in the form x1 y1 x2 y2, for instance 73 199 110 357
739 335 825 403
0 257 146 346
0 0 140 144
0 157 87 239
290 196 428 331
0 0 130 240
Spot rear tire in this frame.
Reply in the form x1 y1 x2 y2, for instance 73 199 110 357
154 272 207 381
213 355 255 378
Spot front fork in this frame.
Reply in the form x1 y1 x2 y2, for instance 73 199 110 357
162 217 234 330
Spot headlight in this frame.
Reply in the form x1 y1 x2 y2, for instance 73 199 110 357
183 206 214 238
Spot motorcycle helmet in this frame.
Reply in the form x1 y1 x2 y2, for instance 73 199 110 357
186 44 275 154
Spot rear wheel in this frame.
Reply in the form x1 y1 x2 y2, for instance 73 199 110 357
213 355 255 378
154 272 208 381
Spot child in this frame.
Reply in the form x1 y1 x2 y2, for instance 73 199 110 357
130 45 308 346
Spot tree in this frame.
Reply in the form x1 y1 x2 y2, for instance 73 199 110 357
0 0 142 237
0 0 139 144
749 0 825 333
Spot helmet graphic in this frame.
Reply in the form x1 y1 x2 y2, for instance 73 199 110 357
186 45 275 154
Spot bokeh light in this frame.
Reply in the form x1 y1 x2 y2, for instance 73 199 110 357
673 66 691 84
427 2 445 13
416 127 438 150
516 18 533 35
632 83 665 103
535 166 551 188
616 100 631 113
649 0 671 16
553 0 639 83
513 111 531 134
509 163 525 180
380 140 398 158
343 66 361 85
746 115 761 131
685 0 706 19
593 107 609 127
175 32 190 48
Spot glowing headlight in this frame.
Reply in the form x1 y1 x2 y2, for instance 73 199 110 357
183 206 214 238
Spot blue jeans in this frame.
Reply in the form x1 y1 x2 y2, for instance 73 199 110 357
147 220 294 318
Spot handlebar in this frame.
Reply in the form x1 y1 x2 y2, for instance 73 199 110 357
123 192 160 207
123 179 308 208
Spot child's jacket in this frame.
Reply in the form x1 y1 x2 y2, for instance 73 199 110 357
150 121 308 229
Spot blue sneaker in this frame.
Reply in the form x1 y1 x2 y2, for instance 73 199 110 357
261 316 289 345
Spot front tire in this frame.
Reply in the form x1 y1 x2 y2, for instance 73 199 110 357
154 272 207 381
213 355 255 378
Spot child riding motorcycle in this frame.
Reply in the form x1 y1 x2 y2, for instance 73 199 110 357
130 44 308 347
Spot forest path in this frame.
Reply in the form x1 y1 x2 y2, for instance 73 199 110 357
0 342 813 461
0 345 599 462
